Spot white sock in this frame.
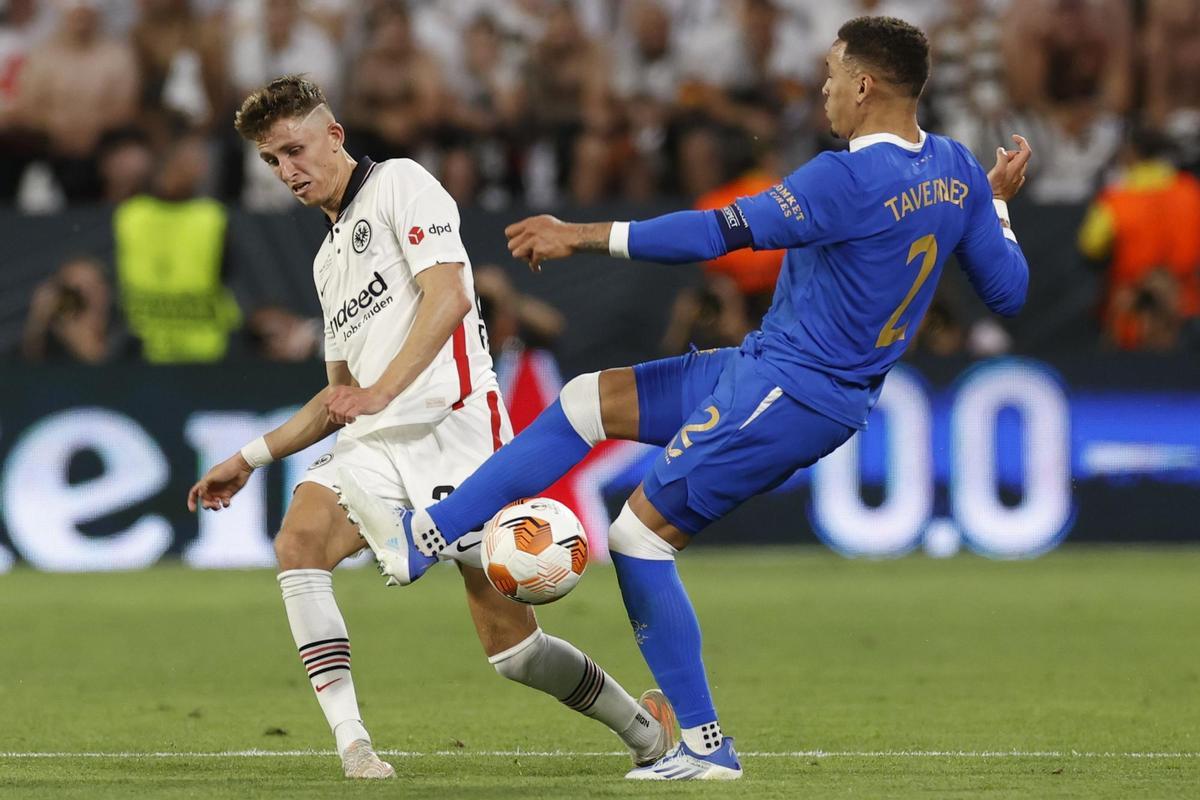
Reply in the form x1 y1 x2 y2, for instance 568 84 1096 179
278 569 369 755
489 630 660 756
682 721 723 753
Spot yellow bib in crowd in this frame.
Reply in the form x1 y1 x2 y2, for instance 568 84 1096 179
115 196 240 363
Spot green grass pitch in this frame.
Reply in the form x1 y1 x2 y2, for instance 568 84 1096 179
1 546 1197 798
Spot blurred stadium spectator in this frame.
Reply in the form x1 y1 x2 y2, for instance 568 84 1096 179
474 263 565 358
1144 0 1200 172
1002 0 1130 203
114 130 241 363
342 1 443 167
659 272 749 356
521 1 616 205
0 0 54 203
924 0 1008 159
437 13 524 208
11 0 139 205
244 304 322 361
130 0 228 140
610 0 678 200
21 255 123 363
676 0 816 148
96 127 155 204
1078 125 1200 350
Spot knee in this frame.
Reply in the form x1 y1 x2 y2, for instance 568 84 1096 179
489 628 546 686
560 372 604 446
608 503 677 560
274 520 332 571
560 369 638 443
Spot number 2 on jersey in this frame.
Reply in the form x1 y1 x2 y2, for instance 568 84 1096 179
876 233 938 348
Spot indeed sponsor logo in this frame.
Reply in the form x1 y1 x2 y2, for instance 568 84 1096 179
331 271 392 337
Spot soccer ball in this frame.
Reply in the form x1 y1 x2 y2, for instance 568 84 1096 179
481 497 588 605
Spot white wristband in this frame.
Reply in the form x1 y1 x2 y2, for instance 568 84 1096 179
993 198 1017 242
608 221 631 259
239 436 274 469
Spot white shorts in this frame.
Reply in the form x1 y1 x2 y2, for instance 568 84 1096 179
300 384 513 569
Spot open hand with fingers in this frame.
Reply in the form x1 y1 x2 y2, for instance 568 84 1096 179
187 454 253 511
504 215 582 272
989 134 1032 202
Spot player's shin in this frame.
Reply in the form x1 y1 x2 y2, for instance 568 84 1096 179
419 374 604 555
608 505 726 755
278 569 370 755
488 628 667 762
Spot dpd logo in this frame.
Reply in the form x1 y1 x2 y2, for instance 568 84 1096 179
407 226 424 245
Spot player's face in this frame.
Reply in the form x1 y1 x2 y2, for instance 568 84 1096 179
822 42 859 139
256 107 345 208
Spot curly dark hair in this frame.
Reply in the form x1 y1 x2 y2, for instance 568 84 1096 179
837 16 930 99
234 74 328 142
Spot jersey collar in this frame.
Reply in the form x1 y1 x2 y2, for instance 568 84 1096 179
326 156 377 236
848 129 927 153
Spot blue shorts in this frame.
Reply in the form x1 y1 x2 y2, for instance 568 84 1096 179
633 348 855 534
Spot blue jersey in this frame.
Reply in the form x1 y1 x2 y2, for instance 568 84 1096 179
728 132 1028 428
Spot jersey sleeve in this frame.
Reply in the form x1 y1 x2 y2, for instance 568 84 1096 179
732 154 853 249
379 161 470 276
953 162 1029 317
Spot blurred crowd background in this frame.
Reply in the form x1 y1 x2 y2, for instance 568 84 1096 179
4 0 1200 368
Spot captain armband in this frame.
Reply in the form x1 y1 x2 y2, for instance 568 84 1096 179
712 204 754 251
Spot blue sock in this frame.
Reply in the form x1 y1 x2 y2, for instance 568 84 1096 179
427 400 592 543
610 552 716 728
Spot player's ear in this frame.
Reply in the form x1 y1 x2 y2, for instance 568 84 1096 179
328 121 346 152
857 73 872 103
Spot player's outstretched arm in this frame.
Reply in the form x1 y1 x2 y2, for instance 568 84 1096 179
506 209 733 271
187 366 351 511
505 216 614 271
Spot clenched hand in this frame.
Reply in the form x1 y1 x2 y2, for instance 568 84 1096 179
505 215 579 272
325 385 390 425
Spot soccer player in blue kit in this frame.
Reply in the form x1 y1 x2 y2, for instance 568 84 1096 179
335 16 1032 780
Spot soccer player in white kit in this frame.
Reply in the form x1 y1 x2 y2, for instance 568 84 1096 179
187 76 675 779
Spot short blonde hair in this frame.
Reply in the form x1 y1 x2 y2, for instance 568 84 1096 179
234 75 328 142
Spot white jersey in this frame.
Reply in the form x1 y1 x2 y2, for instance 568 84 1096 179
314 157 494 436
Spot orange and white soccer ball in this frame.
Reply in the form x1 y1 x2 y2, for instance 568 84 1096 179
481 498 588 605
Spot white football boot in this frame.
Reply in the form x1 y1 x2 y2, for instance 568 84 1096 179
630 689 679 767
341 739 395 779
625 736 743 780
333 468 437 586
